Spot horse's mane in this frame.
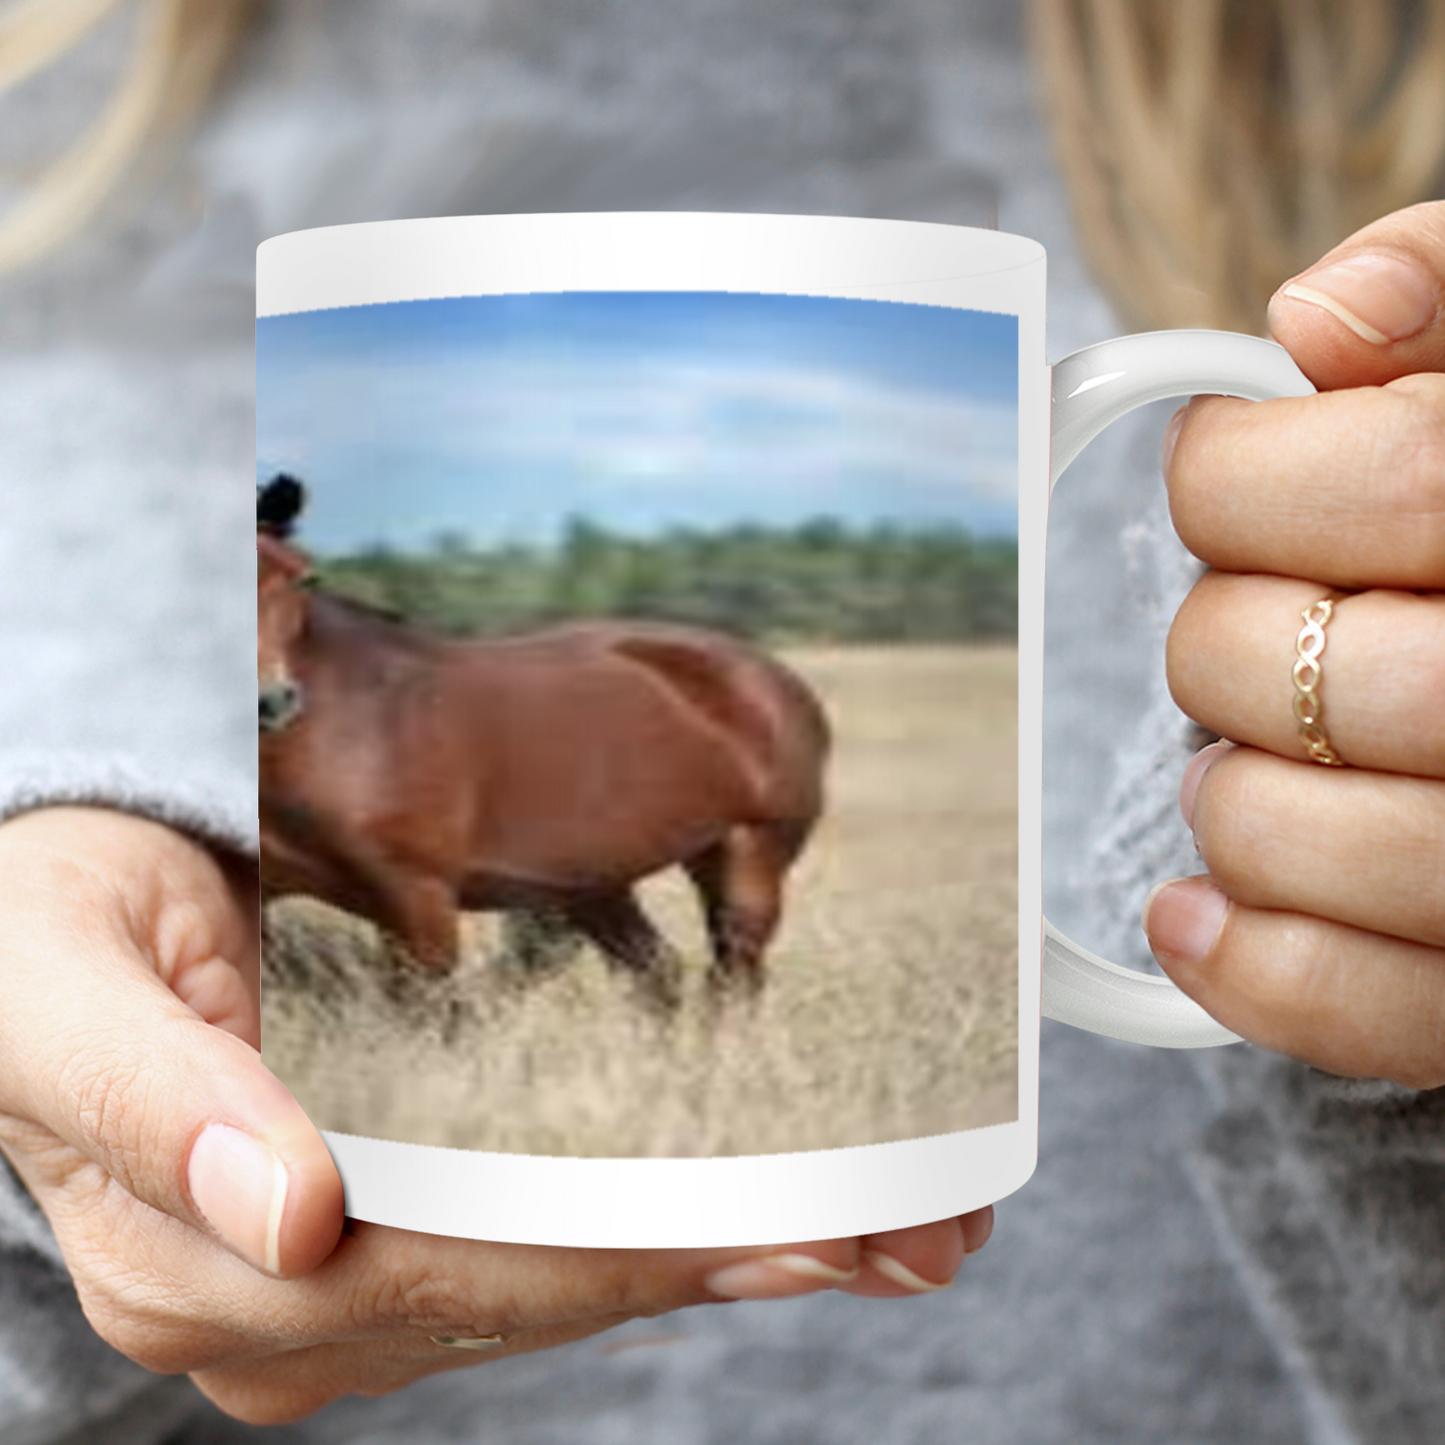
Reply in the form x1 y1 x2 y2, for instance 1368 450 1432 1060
311 584 422 633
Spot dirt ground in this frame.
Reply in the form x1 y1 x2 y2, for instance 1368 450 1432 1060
261 645 1019 1158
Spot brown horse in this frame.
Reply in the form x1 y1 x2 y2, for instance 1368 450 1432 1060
258 512 829 1009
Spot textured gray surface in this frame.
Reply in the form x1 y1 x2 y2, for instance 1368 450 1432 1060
2 2 1436 1443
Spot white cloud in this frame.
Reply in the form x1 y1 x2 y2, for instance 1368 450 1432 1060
262 345 1018 535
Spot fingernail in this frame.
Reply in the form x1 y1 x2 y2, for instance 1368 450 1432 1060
187 1123 289 1275
1179 739 1234 831
1278 253 1438 344
1142 877 1228 966
862 1250 953 1293
962 1207 994 1256
705 1254 858 1300
1161 402 1189 475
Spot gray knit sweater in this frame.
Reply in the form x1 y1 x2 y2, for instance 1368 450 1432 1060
0 4 1438 1444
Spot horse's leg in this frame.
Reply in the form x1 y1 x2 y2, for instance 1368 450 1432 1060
497 907 585 981
690 823 802 1000
360 875 460 1017
372 873 461 973
683 844 731 976
567 890 682 1012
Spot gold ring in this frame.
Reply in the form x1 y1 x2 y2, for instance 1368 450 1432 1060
430 1334 509 1350
1292 595 1347 767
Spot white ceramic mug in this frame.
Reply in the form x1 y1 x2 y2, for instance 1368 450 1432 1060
257 213 1313 1247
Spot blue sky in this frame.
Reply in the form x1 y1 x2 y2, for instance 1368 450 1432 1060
257 291 1018 554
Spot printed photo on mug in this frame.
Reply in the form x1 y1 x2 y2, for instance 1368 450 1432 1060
258 287 1021 1162
257 213 1307 1246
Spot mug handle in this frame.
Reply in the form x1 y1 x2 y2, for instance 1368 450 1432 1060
1044 328 1316 1048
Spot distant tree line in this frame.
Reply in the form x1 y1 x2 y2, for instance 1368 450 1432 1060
316 517 1017 645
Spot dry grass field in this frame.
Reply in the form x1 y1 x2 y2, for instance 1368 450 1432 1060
261 646 1019 1158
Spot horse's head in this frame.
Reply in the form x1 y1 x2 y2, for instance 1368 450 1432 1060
258 530 312 734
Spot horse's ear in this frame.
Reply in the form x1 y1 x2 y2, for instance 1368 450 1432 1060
258 474 306 536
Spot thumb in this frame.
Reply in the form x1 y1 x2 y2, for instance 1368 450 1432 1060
1266 199 1445 389
0 813 343 1279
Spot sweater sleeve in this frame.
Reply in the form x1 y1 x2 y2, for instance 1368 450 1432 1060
0 749 257 863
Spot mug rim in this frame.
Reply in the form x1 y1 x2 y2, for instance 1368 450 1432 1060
257 211 1045 319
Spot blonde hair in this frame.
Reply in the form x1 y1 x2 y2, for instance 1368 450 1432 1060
1027 0 1445 333
0 0 256 276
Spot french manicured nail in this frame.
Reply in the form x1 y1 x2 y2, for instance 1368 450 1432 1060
862 1250 953 1293
1279 253 1438 344
1142 877 1228 966
1160 402 1189 475
1179 739 1234 831
705 1254 858 1299
187 1123 289 1275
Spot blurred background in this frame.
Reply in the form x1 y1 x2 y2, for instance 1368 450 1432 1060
2 2 1442 1442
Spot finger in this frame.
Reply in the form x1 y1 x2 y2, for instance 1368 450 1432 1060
959 1204 995 1256
1265 199 1445 389
0 810 344 1278
92 1209 979 1369
841 1215 966 1298
1180 744 1445 948
1167 573 1445 777
841 1208 994 1298
1142 877 1445 1090
67 1199 902 1374
301 1225 863 1341
137 1225 862 1362
1163 374 1445 591
208 848 263 1031
190 1314 634 1428
55 1203 850 1376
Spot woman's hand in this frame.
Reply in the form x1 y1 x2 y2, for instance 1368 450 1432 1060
0 808 992 1426
1145 201 1445 1090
